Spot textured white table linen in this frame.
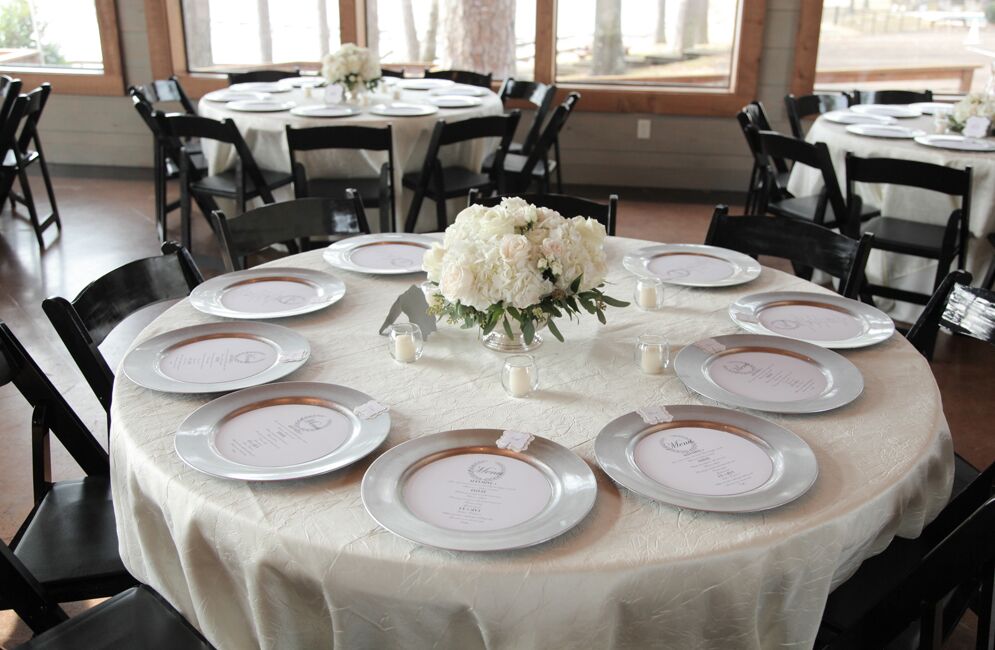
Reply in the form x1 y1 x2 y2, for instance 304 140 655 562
111 237 953 650
198 86 504 232
786 114 994 323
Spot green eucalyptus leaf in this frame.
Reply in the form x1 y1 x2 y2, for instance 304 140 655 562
522 318 535 344
600 294 630 307
547 317 564 342
596 308 607 324
503 316 514 339
570 274 583 293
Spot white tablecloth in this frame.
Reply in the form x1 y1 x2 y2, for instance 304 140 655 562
198 86 504 232
110 237 953 650
786 114 995 322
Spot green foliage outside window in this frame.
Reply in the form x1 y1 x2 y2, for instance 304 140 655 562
0 0 65 65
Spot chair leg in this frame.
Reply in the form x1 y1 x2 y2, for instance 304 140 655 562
977 560 994 650
434 195 448 232
180 183 192 252
34 142 61 231
405 187 426 233
16 168 45 248
553 138 563 193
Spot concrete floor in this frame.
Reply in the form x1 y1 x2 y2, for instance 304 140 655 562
0 168 990 648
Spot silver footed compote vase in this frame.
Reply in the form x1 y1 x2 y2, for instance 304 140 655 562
480 319 547 353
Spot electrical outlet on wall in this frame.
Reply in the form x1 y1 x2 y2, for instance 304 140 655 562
636 119 651 140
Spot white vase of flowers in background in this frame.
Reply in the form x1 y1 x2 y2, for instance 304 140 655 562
422 197 628 352
321 43 382 104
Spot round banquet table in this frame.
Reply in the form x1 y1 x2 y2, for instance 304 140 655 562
110 237 954 650
197 83 504 232
786 112 995 323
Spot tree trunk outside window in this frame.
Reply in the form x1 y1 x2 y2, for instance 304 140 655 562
443 0 516 78
591 0 624 75
257 0 273 63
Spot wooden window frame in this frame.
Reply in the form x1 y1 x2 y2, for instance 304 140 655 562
0 0 124 96
147 0 766 116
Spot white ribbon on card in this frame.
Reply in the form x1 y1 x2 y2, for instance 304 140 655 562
354 400 389 420
281 350 310 363
636 405 673 424
694 338 726 354
496 430 535 452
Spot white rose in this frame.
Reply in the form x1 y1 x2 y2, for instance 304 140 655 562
422 243 446 280
361 57 381 81
499 234 530 264
439 261 474 303
475 207 515 239
572 216 606 249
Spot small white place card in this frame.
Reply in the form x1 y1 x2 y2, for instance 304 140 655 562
694 338 727 355
633 426 774 496
496 430 534 452
214 403 351 467
706 351 827 402
323 84 344 104
963 116 991 139
636 405 673 424
354 400 389 420
402 453 552 532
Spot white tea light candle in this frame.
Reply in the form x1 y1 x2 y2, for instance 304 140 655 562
634 277 664 311
395 334 416 362
508 366 531 397
387 323 423 363
502 355 538 398
635 333 669 375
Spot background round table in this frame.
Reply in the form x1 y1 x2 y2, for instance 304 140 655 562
786 112 995 322
198 83 504 232
110 237 953 650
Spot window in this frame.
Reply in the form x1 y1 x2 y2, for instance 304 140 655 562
147 0 766 115
181 0 341 73
0 0 122 95
794 1 995 98
555 0 739 89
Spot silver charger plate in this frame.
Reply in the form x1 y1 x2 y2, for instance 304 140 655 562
914 134 995 152
623 243 762 287
122 322 309 394
228 81 292 94
323 233 436 274
189 267 346 319
822 110 896 126
203 90 270 103
397 78 454 91
908 102 954 116
428 95 484 108
850 104 922 118
595 405 817 512
175 381 391 481
430 84 488 97
279 76 327 89
362 429 597 551
369 102 439 117
728 291 894 349
226 99 295 112
674 334 863 413
845 124 926 139
289 104 361 118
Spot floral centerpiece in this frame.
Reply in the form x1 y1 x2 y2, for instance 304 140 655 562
947 92 995 136
422 197 628 351
321 43 382 99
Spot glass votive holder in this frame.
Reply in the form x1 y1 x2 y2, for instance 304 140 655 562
633 277 665 311
635 333 670 375
502 354 538 398
387 323 423 363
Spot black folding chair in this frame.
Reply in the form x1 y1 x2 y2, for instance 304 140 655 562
498 92 580 195
286 124 395 232
424 69 492 88
705 206 874 300
493 78 559 190
41 242 203 424
227 68 301 85
816 461 995 650
852 89 933 105
210 193 369 272
0 74 22 123
784 92 854 140
130 76 197 115
402 112 520 232
156 113 294 250
0 321 135 608
2 84 61 248
737 101 790 214
469 189 618 237
845 154 972 306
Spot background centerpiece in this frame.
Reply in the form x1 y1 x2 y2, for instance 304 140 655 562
321 43 382 103
423 197 627 352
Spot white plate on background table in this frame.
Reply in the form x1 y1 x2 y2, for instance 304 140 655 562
850 104 922 119
289 104 361 118
845 124 926 139
623 243 762 287
397 78 454 91
228 81 292 94
175 382 391 481
674 334 863 414
362 429 597 551
189 267 346 319
914 134 995 152
908 102 954 115
323 233 436 274
595 405 817 512
226 99 296 113
728 291 895 349
279 76 326 89
203 90 270 103
369 102 439 117
122 322 309 394
430 84 488 97
428 95 484 108
822 110 896 126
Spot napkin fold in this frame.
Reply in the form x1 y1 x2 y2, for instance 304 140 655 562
379 285 439 339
